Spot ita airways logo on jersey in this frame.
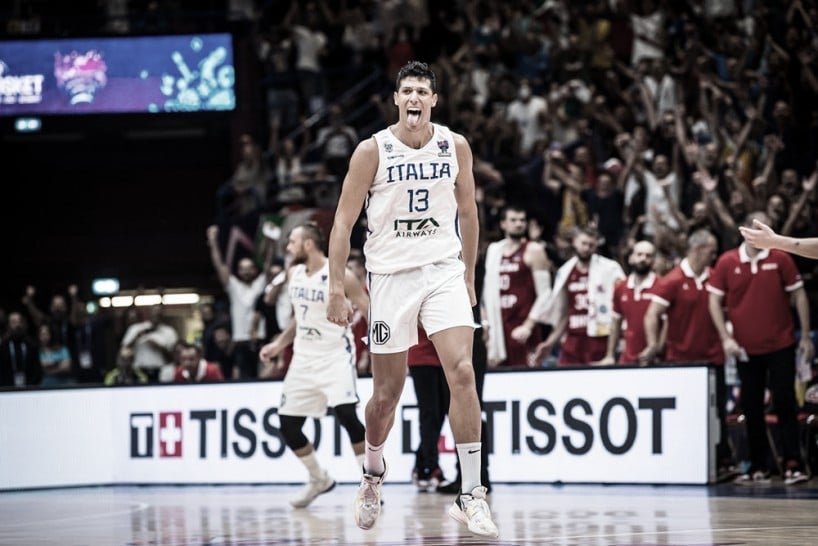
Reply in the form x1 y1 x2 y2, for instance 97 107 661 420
130 411 183 458
437 139 451 157
393 217 440 238
371 321 391 345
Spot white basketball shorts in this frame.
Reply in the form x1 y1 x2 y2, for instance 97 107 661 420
367 255 475 354
278 347 360 417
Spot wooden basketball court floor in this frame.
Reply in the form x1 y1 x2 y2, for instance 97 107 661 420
1 480 817 546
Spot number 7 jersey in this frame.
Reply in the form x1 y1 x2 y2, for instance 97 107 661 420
288 261 354 358
364 123 462 274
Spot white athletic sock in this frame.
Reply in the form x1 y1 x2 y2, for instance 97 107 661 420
364 440 385 475
298 451 324 481
356 453 365 473
456 442 482 495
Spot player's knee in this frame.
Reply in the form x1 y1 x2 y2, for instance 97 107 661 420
447 358 475 393
368 390 401 415
279 415 309 451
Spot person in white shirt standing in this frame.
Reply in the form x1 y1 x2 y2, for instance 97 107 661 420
505 79 548 156
120 305 178 384
207 225 268 379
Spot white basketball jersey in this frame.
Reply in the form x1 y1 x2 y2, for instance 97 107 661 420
364 123 462 274
288 261 355 358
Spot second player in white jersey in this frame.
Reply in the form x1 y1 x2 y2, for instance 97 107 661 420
289 261 355 358
364 123 462 274
259 222 370 510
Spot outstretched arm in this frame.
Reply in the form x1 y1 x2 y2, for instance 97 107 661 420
453 132 480 306
327 138 378 325
739 219 818 259
21 286 46 327
206 225 231 286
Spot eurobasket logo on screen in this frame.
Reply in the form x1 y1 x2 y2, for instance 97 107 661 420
0 34 236 116
0 60 45 106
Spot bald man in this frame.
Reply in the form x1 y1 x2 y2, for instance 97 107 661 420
599 241 664 365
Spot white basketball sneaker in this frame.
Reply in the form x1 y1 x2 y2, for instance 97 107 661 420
448 485 499 538
290 470 336 508
354 460 387 530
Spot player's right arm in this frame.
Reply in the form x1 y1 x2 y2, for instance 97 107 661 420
259 319 296 363
327 138 379 325
739 218 818 259
344 266 370 323
640 299 666 365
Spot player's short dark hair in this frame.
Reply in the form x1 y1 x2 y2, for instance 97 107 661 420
573 224 599 240
299 221 326 252
396 61 436 93
499 204 528 221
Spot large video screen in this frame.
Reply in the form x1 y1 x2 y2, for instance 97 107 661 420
0 33 235 116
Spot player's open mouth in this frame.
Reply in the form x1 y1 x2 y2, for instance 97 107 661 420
407 108 421 126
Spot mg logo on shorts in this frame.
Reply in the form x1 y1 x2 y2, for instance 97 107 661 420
371 321 391 345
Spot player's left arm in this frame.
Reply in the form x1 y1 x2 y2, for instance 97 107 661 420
344 266 370 323
792 286 815 361
453 132 479 306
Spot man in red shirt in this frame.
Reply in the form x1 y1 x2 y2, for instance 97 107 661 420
642 229 736 479
173 343 224 383
483 206 552 368
600 240 664 365
529 225 625 366
708 212 814 485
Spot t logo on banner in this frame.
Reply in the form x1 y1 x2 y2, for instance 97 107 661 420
129 411 183 458
130 413 154 458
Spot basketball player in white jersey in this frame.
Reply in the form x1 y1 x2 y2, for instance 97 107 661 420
259 222 369 509
326 61 498 538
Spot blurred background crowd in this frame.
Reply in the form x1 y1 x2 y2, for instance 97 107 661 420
1 0 817 403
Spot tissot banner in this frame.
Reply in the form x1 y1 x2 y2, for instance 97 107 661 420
0 366 714 490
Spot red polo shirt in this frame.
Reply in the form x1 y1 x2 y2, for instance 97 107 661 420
706 246 802 355
612 272 659 364
651 259 724 364
408 328 441 367
173 360 225 383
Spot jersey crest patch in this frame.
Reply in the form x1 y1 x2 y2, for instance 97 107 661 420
437 139 451 157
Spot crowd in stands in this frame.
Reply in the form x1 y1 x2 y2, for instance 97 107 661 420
2 1 818 476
